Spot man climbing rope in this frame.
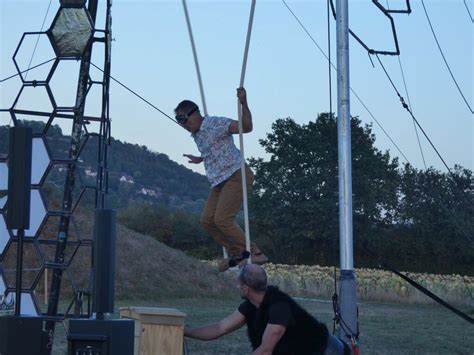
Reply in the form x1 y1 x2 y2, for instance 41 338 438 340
184 264 349 354
175 87 268 272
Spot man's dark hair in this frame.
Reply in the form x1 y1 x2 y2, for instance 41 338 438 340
175 100 199 115
239 265 267 292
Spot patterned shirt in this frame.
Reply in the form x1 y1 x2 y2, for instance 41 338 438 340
193 116 242 187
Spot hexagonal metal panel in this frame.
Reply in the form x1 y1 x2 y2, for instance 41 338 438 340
12 32 56 84
0 272 5 294
0 110 15 128
0 214 11 257
32 137 51 186
83 83 103 119
2 240 43 290
41 163 84 213
0 113 13 158
67 242 92 292
44 115 87 162
49 7 93 58
49 60 82 110
3 291 38 316
12 188 47 238
38 215 79 243
0 273 14 315
33 267 75 315
12 85 56 134
0 162 7 209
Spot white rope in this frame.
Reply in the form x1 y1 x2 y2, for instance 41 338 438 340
182 0 256 262
238 0 257 264
182 0 208 116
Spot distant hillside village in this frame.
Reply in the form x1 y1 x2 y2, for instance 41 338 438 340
0 122 209 214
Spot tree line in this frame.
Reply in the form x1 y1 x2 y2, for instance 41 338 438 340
1 117 472 275
247 114 473 275
120 113 473 275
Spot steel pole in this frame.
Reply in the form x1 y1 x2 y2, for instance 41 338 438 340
335 0 358 345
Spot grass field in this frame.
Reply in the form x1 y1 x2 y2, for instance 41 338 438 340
40 224 472 354
51 295 473 355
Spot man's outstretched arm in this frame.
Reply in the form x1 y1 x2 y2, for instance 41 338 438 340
183 154 203 164
184 310 246 341
252 323 286 355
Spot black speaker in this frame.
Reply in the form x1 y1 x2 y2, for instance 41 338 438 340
68 319 134 355
92 209 116 314
0 316 47 355
6 126 32 230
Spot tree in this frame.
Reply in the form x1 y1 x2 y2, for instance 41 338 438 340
248 113 400 265
393 164 474 274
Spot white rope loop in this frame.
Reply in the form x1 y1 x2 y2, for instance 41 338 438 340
182 0 257 263
182 0 208 116
238 0 257 264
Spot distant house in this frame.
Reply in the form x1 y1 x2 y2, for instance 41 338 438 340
85 168 97 177
119 175 134 184
138 187 159 197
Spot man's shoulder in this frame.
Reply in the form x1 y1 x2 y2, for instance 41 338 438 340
205 115 232 123
197 116 227 132
266 286 292 302
238 299 256 317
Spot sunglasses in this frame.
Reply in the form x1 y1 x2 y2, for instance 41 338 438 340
176 106 198 124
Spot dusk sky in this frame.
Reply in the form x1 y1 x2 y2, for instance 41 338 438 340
1 0 472 176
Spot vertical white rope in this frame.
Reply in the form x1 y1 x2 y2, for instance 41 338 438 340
182 0 208 116
182 0 224 257
238 0 257 264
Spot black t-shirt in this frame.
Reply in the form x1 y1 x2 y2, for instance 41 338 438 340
239 300 295 327
238 287 329 355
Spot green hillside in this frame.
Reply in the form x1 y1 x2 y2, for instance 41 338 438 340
0 122 209 214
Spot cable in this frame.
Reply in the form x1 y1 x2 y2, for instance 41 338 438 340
24 0 53 80
362 243 474 325
421 0 473 114
463 0 474 23
282 0 411 164
375 54 454 176
396 55 427 169
375 54 474 248
384 0 426 167
90 63 178 125
0 58 56 83
385 0 426 168
282 0 328 62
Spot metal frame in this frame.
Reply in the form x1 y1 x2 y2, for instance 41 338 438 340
330 0 411 56
47 4 94 60
0 0 112 352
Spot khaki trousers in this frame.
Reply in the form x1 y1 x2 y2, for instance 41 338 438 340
201 165 258 257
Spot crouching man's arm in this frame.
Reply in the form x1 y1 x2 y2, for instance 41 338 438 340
252 323 286 355
184 310 246 341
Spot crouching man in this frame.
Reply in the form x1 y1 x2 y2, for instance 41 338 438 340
184 264 349 355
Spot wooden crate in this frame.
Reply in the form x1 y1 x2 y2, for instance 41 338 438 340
120 306 186 355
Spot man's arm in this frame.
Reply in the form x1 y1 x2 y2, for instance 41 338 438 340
184 310 246 341
183 154 203 164
229 87 253 134
252 323 287 355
